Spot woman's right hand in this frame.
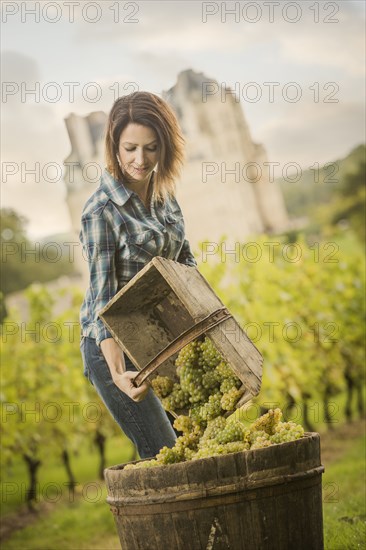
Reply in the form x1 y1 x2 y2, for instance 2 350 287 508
112 371 150 402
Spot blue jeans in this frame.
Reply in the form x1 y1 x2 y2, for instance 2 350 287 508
80 336 177 459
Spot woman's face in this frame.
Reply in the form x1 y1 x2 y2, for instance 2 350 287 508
118 123 159 185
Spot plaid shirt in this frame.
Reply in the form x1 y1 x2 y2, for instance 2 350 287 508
79 168 197 346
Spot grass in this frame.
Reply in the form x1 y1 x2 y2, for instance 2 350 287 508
2 425 365 550
1 434 135 517
323 435 366 550
2 484 120 550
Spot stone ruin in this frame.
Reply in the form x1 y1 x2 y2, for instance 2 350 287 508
63 69 289 280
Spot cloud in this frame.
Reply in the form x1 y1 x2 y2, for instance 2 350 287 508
1 51 72 236
71 0 365 63
258 99 365 171
1 50 40 82
278 22 364 77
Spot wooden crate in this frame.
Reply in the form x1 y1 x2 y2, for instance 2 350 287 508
98 257 263 408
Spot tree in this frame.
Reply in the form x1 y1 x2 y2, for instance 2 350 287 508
0 285 86 507
1 209 31 295
0 208 75 303
0 283 132 510
199 233 365 429
331 159 366 242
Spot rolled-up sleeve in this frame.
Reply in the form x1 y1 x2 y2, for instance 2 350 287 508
80 214 117 346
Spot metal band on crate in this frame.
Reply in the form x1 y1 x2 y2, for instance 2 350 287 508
132 307 232 388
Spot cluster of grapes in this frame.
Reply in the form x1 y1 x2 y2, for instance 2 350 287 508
249 432 272 450
216 420 246 444
220 377 241 393
126 408 305 469
247 413 305 449
124 459 158 470
177 341 209 404
124 339 305 470
221 388 244 411
270 421 305 444
151 375 174 398
199 392 223 421
160 383 190 411
200 416 226 441
193 440 248 460
157 338 244 421
250 407 283 434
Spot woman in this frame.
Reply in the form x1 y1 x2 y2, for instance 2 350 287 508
79 91 197 459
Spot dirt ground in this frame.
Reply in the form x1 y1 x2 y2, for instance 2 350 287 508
0 483 102 543
0 499 58 542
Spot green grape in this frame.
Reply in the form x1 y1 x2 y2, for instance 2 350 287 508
151 375 174 398
220 388 243 411
193 440 248 459
202 370 221 390
188 385 209 405
124 459 162 470
173 415 194 435
156 445 183 464
192 439 223 459
189 404 207 430
200 416 227 444
242 428 251 446
175 340 201 369
174 432 200 453
250 408 283 436
248 430 269 446
270 422 305 444
200 337 223 371
179 364 203 390
251 438 273 450
183 448 196 461
123 463 135 470
220 376 241 394
215 420 245 444
199 392 223 421
156 432 200 466
220 441 249 453
215 360 235 380
179 356 208 404
161 383 190 412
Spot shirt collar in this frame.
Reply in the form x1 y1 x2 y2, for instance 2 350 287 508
100 169 156 207
100 169 133 206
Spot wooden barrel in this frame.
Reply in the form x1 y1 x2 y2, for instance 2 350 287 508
104 433 324 550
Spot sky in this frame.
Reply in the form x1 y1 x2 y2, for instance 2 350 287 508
1 0 365 238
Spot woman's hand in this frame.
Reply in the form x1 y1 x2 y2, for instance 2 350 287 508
100 338 149 402
112 371 150 402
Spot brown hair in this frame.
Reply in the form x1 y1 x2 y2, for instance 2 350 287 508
105 91 185 202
